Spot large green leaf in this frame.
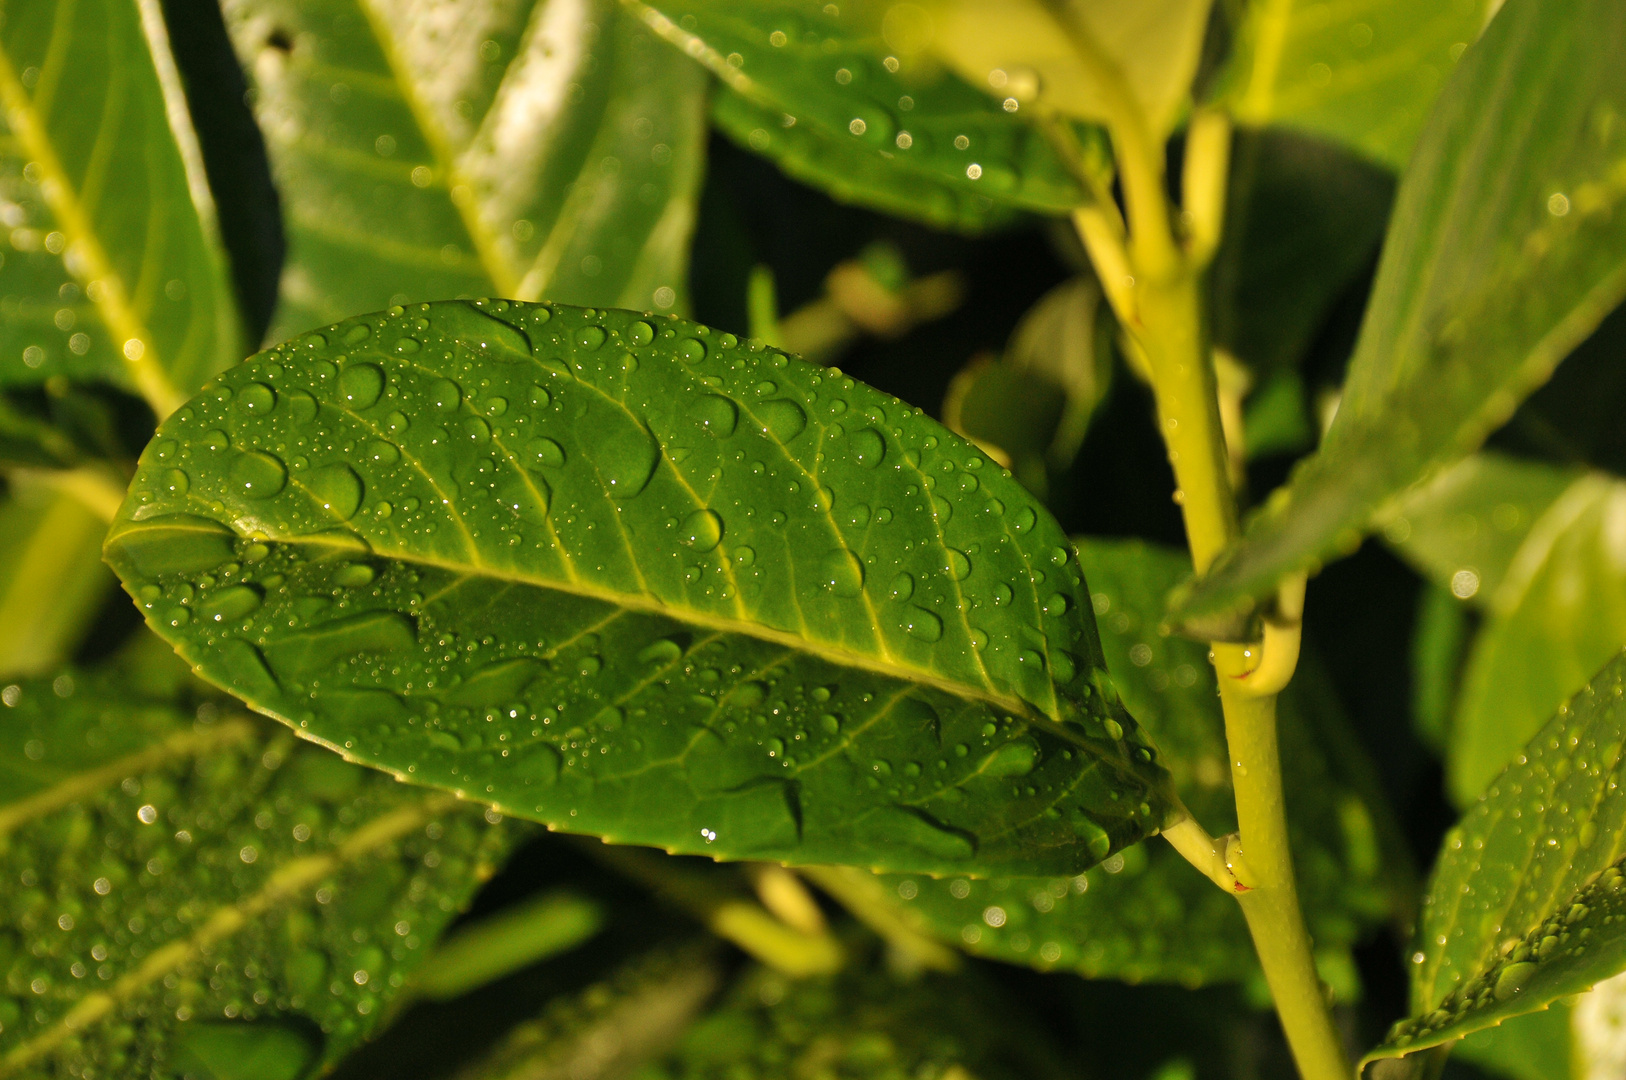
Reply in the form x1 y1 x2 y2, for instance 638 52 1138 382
0 0 245 413
627 0 1092 231
0 670 516 1079
1176 0 1626 633
1219 0 1484 170
1367 650 1626 1064
0 477 115 677
871 538 1399 992
104 300 1176 877
1385 454 1626 807
220 0 707 340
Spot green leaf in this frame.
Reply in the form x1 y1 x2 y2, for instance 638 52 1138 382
924 0 1214 139
104 300 1176 878
1175 0 1626 632
871 538 1399 991
413 890 603 1001
1367 650 1626 1064
1384 453 1626 806
1219 0 1484 170
1210 128 1395 374
220 0 708 340
1409 582 1469 755
0 476 115 677
1381 452 1584 611
0 670 518 1079
1454 1001 1574 1080
628 0 1094 230
642 956 1073 1080
0 0 245 413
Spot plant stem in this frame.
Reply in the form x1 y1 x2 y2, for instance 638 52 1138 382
1052 29 1350 1072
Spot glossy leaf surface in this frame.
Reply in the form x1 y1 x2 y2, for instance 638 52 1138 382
1369 651 1626 1062
105 300 1176 877
0 672 515 1079
221 0 707 340
0 479 114 677
1177 0 1626 631
875 539 1398 991
1220 0 1483 170
0 0 244 411
629 0 1092 230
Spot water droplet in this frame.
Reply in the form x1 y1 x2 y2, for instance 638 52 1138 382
819 549 865 596
1103 718 1124 740
367 439 400 465
428 378 462 411
161 468 189 495
757 399 807 442
204 428 231 452
529 384 552 408
334 563 376 587
395 336 421 354
201 584 262 623
231 451 287 499
629 320 655 346
462 416 492 443
904 606 943 642
599 424 660 498
677 338 706 362
680 509 723 551
732 545 756 566
689 394 739 436
344 322 372 345
820 713 841 733
992 582 1013 606
308 463 364 519
637 638 683 665
339 363 385 408
239 382 276 414
578 655 603 676
850 428 886 467
1043 594 1070 615
983 738 1039 778
576 325 607 350
526 437 566 468
889 572 915 601
1012 506 1036 534
1494 961 1538 1001
944 548 971 581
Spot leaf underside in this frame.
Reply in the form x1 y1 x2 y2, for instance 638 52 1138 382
104 299 1176 878
1177 0 1626 631
0 672 514 1079
1368 650 1626 1063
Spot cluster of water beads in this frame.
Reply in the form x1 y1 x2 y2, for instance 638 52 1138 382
0 681 509 1076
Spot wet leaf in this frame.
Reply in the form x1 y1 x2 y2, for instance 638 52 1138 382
0 477 116 678
1219 0 1483 170
629 0 1096 230
1368 650 1626 1064
0 671 517 1079
641 955 1073 1080
873 538 1399 991
220 0 708 340
104 300 1176 878
1176 0 1626 632
0 0 245 413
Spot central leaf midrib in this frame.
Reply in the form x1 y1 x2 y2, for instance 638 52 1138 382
259 530 1072 736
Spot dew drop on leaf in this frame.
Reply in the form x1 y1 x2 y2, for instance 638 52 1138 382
850 427 886 467
308 463 365 520
680 509 723 551
757 399 807 442
339 363 385 408
238 381 276 414
689 394 739 436
904 606 944 642
526 437 566 469
819 549 865 596
230 451 287 499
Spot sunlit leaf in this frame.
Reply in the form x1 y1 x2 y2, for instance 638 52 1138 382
925 0 1214 139
1219 0 1484 170
221 0 708 339
0 476 114 677
0 0 245 413
1175 0 1626 633
628 0 1095 230
872 538 1400 992
1367 650 1626 1063
0 671 517 1079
